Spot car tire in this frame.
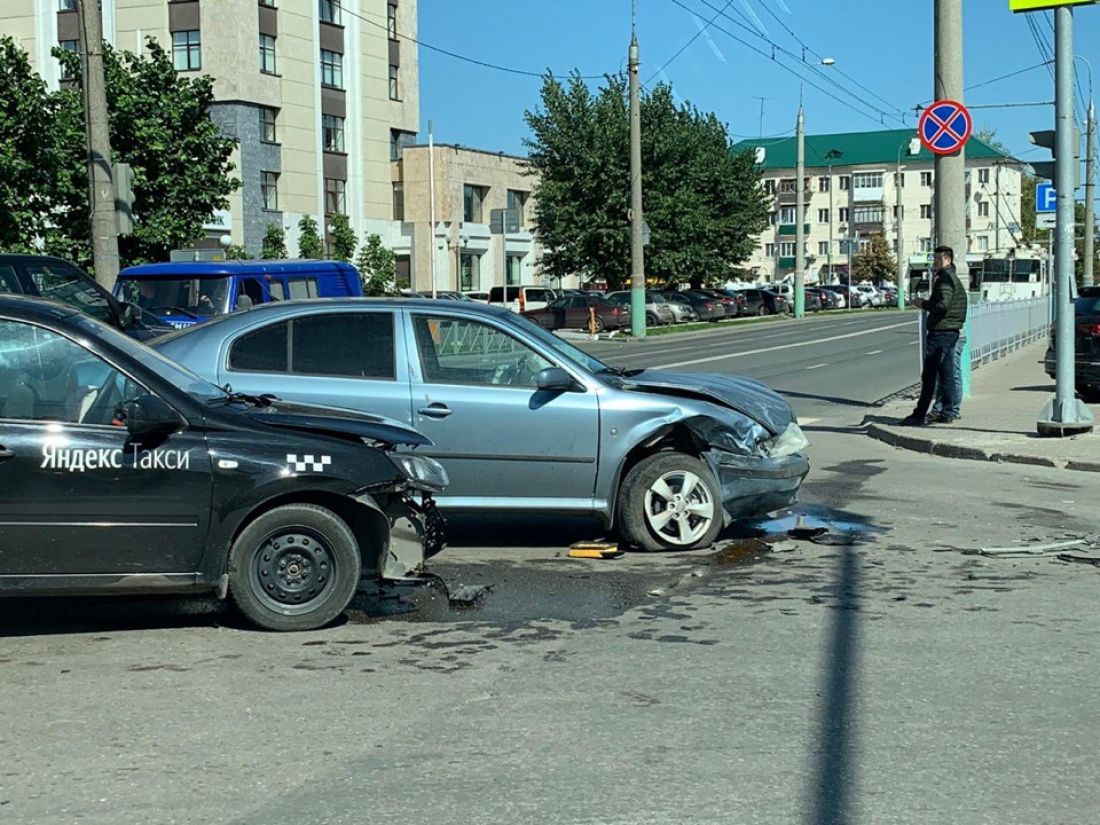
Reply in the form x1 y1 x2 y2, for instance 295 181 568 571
593 315 606 333
646 311 659 327
228 504 362 632
618 452 724 552
757 306 768 317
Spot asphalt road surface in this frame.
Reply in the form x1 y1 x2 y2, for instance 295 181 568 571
4 310 1099 825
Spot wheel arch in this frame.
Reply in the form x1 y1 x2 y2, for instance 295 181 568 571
606 422 708 530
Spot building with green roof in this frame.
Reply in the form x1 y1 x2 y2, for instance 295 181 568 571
730 129 1026 284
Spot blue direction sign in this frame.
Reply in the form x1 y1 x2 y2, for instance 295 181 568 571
1036 182 1056 213
918 99 973 156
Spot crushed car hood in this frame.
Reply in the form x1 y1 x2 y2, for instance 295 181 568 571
246 400 431 448
621 371 795 436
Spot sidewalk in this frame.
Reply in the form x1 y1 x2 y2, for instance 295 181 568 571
864 340 1100 472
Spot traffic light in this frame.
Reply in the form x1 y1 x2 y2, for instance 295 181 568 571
1029 128 1081 187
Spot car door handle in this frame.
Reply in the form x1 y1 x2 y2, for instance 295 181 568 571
0 447 13 462
417 403 453 419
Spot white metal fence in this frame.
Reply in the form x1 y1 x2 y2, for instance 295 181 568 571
966 296 1051 366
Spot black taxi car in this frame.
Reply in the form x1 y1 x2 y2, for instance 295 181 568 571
0 296 446 631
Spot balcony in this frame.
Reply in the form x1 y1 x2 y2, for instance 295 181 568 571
851 185 885 204
776 186 814 206
777 223 811 236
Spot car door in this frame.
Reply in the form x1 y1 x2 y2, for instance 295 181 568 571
220 310 414 428
0 318 212 577
404 311 600 508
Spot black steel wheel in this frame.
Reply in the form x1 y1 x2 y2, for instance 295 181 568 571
228 504 361 632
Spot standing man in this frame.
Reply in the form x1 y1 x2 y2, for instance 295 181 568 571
901 245 968 426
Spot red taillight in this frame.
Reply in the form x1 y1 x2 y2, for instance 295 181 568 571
612 307 623 316
1077 322 1100 336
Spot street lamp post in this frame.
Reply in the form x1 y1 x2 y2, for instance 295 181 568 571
896 138 919 311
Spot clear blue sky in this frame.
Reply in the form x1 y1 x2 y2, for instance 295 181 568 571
417 0 1099 167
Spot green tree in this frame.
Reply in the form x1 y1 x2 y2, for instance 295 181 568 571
0 37 75 253
354 234 397 296
524 72 769 289
328 212 357 261
1019 172 1039 246
261 223 288 259
296 215 324 258
224 243 252 260
852 235 896 283
53 38 239 268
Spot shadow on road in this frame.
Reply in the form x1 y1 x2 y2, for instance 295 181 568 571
806 544 862 825
778 390 879 408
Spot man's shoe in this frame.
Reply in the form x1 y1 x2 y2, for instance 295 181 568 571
899 414 927 427
933 414 959 424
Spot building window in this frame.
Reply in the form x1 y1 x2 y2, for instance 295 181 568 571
506 253 524 285
322 114 345 153
57 39 78 80
259 106 278 143
818 176 830 192
321 50 343 88
779 242 795 257
387 3 398 39
389 129 414 160
818 241 830 256
778 206 796 224
388 64 399 100
977 235 989 252
463 184 485 223
920 171 933 186
768 211 777 226
260 34 277 74
893 205 901 219
920 204 932 219
852 172 883 189
58 0 76 10
395 255 411 289
919 237 933 252
978 168 990 184
838 207 849 222
765 243 776 257
392 182 404 221
459 253 480 291
507 189 528 228
764 179 777 195
978 200 990 217
319 0 342 25
817 208 829 224
778 179 797 194
259 0 277 6
172 30 201 71
324 178 345 215
853 206 884 224
261 171 279 211
839 175 851 191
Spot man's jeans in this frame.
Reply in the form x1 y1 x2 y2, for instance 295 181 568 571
931 336 963 419
914 330 961 419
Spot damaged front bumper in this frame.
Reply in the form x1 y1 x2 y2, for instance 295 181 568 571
703 450 810 525
355 492 447 582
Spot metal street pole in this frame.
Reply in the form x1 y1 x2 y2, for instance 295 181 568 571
1085 101 1096 287
828 162 834 281
896 143 907 311
628 9 646 338
76 0 120 290
794 103 806 318
1038 7 1092 435
428 120 437 298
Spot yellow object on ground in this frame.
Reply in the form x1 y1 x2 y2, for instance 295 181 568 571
568 543 623 559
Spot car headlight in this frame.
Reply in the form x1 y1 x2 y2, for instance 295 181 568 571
390 454 449 493
762 422 809 458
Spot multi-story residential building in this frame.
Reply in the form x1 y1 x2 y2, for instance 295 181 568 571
732 129 1025 284
387 144 544 293
2 0 420 258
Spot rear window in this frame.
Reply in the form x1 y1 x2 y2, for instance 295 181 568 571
229 321 289 372
288 278 319 300
525 289 551 303
1074 297 1100 314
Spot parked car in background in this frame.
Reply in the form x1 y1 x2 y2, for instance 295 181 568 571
661 291 725 322
114 260 362 330
823 285 863 308
1045 295 1100 397
807 287 841 310
154 299 809 551
0 295 446 631
523 294 630 332
432 291 474 301
855 284 886 307
800 289 824 313
463 291 491 303
713 289 749 316
604 290 675 326
0 253 168 338
688 290 739 318
488 285 557 313
659 292 699 323
737 288 788 316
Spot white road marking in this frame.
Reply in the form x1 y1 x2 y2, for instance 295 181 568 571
651 320 918 369
799 417 821 425
866 349 883 355
805 363 828 370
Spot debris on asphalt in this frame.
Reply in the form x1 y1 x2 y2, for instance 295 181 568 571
568 542 624 559
447 584 493 608
1056 554 1100 568
978 539 1088 558
712 538 771 565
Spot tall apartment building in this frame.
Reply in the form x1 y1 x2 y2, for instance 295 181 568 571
1 0 419 257
732 129 1025 283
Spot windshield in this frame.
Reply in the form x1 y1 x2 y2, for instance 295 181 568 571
68 312 229 403
500 312 610 374
116 276 231 318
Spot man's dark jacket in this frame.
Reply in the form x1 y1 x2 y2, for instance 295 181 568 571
925 264 968 332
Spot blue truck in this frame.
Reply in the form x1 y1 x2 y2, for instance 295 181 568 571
113 260 363 329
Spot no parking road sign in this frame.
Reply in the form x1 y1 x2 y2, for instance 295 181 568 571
918 99 973 156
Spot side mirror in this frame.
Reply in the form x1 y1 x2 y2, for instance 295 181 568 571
235 294 254 311
536 366 579 392
120 301 143 328
122 394 182 441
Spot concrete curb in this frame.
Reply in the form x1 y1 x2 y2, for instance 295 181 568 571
864 421 1097 473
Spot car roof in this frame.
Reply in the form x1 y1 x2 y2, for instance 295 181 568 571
0 293 84 322
0 253 83 266
119 259 357 278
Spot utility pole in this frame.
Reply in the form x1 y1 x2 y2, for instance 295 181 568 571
1085 101 1096 287
77 0 120 290
794 102 806 318
896 153 906 311
933 0 967 288
754 97 768 138
628 2 646 338
428 120 437 299
1038 6 1093 435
